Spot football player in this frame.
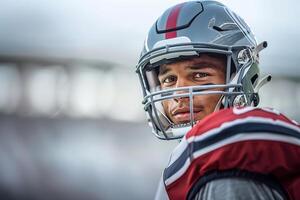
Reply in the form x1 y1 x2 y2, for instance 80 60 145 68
136 1 300 200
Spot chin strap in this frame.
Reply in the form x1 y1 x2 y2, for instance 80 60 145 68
214 95 225 112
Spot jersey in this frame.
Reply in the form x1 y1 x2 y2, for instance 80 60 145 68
155 107 300 200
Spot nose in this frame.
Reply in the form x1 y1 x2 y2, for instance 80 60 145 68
173 78 190 102
176 77 189 88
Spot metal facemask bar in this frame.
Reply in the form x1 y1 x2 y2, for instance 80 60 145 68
136 43 264 140
144 84 244 140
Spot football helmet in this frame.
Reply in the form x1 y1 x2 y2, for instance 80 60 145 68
136 1 270 140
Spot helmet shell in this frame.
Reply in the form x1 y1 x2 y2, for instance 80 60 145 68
140 1 257 60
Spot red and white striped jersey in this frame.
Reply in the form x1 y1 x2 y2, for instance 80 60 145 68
159 107 300 200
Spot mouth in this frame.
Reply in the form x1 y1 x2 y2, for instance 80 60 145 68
171 107 203 123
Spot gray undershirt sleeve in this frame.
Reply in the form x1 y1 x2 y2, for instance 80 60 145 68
193 178 285 200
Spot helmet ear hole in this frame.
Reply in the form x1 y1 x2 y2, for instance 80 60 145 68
252 93 260 106
251 74 259 85
233 95 248 107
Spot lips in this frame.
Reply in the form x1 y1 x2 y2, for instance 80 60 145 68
172 107 202 115
171 107 203 123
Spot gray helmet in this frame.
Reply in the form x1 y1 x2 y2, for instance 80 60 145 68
136 0 270 140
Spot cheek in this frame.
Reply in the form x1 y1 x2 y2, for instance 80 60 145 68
217 73 226 84
211 72 226 85
162 100 171 115
194 94 222 111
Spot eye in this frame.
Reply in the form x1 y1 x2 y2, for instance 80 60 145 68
194 72 208 79
160 75 177 86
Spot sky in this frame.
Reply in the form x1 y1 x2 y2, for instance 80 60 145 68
0 0 299 76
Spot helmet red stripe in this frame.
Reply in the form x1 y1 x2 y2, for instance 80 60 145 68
165 3 185 39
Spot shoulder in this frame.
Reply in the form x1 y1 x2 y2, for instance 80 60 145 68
186 106 300 139
163 107 300 200
166 107 300 172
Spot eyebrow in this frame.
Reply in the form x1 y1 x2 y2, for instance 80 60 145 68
158 61 223 77
187 62 220 69
158 65 171 77
186 61 227 76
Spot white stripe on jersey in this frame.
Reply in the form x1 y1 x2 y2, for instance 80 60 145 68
187 116 300 143
165 132 300 186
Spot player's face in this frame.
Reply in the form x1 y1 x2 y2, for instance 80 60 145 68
158 54 226 125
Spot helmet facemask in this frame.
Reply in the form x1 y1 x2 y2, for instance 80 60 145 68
137 42 266 140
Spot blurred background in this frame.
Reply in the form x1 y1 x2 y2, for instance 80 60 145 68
0 0 299 199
